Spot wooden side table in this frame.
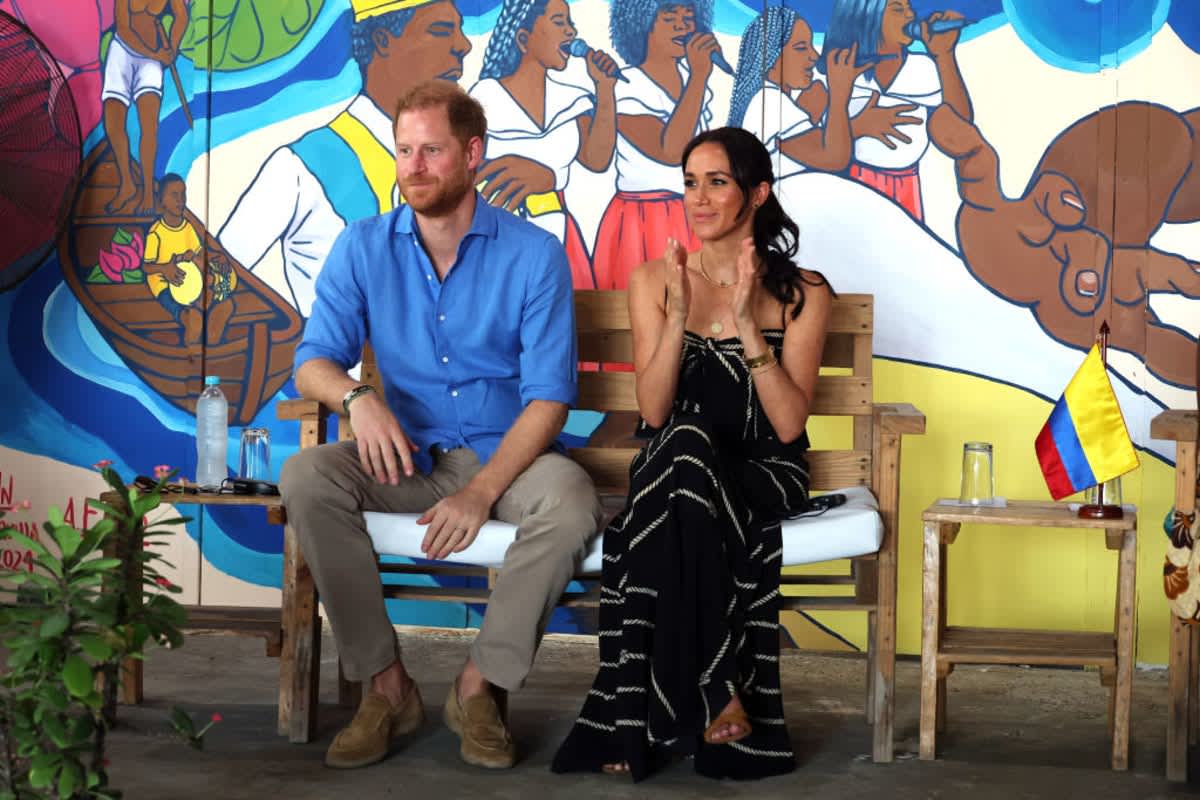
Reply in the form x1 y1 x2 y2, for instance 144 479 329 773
920 500 1138 770
99 487 289 710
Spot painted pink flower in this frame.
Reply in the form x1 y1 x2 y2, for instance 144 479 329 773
93 459 113 470
97 249 124 283
154 464 172 480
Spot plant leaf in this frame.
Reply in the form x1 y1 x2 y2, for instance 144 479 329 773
53 525 83 559
77 634 114 661
57 760 81 798
61 655 94 697
0 529 48 557
85 499 127 522
39 611 70 639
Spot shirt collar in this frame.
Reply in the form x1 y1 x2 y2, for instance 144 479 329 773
394 192 499 240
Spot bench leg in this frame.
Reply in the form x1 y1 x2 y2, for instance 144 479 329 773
865 609 877 724
871 553 897 762
279 524 320 743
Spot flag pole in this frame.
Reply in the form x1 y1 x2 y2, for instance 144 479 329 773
1078 322 1123 519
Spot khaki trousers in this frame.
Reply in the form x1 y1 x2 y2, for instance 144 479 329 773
279 442 602 690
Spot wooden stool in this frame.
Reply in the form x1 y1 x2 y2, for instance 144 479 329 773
919 500 1138 770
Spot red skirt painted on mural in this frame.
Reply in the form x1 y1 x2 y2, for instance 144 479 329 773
849 164 923 221
591 191 700 291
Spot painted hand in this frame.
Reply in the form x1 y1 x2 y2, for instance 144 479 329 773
476 155 556 214
853 92 920 149
922 10 963 57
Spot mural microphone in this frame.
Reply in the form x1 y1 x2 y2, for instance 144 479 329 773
564 38 630 82
903 17 976 39
678 32 734 76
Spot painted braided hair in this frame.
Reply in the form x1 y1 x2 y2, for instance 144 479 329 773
728 6 799 127
350 7 417 80
681 127 831 318
823 0 887 77
479 0 551 80
609 0 713 66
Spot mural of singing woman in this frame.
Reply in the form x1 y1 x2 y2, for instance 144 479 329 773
824 0 973 221
471 0 619 289
592 0 722 291
729 7 918 179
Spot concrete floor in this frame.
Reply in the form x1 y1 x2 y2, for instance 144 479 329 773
106 629 1196 800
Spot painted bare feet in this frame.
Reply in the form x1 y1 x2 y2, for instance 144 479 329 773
703 694 752 744
601 761 629 774
106 181 138 214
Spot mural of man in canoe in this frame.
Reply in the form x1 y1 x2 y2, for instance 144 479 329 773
216 0 471 317
102 0 189 215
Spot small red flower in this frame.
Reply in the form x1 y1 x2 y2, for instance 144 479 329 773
93 459 113 470
154 576 173 588
17 500 31 510
154 464 172 480
211 712 223 723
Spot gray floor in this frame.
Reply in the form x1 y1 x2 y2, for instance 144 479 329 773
106 629 1197 799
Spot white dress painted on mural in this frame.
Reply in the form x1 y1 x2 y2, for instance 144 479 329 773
612 63 713 192
216 94 395 317
593 63 713 289
846 53 942 170
742 81 814 181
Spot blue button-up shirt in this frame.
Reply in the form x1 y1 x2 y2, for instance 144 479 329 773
294 195 577 474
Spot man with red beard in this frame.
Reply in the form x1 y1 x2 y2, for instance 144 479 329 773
280 81 602 771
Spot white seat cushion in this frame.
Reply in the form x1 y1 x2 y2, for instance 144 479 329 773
363 486 881 573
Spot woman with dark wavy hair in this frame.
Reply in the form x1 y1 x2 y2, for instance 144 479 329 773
553 127 832 782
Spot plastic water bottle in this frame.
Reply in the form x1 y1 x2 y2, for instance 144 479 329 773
196 376 228 489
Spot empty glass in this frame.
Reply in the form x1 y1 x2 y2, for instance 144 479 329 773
239 427 270 481
959 441 995 505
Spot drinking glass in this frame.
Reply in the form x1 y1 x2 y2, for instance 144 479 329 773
239 427 271 481
959 441 995 505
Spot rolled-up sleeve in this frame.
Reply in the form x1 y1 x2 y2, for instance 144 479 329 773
293 226 366 372
518 236 577 406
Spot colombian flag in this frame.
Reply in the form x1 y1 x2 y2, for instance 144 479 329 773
1035 345 1139 500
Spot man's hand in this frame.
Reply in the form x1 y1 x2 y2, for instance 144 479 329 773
347 391 419 484
418 484 494 560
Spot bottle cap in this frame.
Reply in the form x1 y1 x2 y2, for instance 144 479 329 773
204 375 221 386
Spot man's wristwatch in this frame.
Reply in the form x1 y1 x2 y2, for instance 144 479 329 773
342 384 375 415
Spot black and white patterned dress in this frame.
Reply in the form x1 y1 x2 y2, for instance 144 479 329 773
552 329 810 782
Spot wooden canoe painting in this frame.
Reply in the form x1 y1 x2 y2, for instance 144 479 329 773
59 141 303 425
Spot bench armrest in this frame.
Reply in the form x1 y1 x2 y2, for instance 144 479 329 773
276 399 339 449
1151 410 1198 443
876 403 926 436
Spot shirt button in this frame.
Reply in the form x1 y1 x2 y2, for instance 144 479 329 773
426 274 432 280
451 390 459 397
439 314 446 322
441 356 449 363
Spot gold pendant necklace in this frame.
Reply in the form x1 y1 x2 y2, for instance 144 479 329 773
710 321 724 335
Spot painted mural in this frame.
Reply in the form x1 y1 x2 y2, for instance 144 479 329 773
1 0 1197 659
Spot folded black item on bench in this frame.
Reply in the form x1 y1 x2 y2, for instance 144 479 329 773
786 492 847 518
218 477 280 496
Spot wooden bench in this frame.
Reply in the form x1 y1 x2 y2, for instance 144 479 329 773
275 290 924 761
1153 409 1199 781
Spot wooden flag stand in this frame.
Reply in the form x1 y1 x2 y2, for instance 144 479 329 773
1078 322 1125 520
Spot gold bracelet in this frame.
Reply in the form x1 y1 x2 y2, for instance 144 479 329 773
744 351 776 371
751 360 780 377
